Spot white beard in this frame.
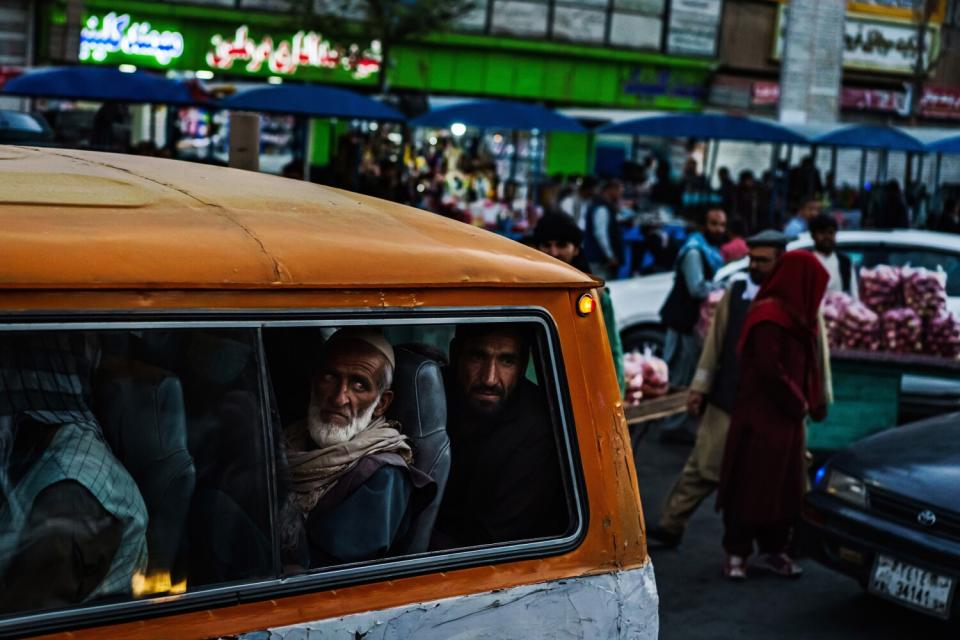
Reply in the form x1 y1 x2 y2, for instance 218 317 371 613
307 393 380 448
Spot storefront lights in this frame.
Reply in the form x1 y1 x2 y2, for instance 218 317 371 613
81 12 184 66
450 122 467 137
118 64 137 73
268 76 283 85
206 26 382 80
195 70 214 80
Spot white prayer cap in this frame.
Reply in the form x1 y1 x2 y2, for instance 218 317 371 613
326 327 395 369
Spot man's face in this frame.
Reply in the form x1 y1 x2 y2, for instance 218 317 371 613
748 246 780 285
801 200 822 220
604 184 623 204
307 340 393 448
705 209 727 245
538 239 580 265
812 226 837 255
455 332 524 416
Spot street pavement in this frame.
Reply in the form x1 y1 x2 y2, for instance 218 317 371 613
632 425 959 639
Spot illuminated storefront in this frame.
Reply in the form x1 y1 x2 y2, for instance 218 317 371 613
39 0 718 177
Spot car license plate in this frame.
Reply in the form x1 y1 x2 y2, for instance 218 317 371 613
868 554 955 619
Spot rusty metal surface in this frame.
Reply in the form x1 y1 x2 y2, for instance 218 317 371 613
0 147 594 291
236 562 659 640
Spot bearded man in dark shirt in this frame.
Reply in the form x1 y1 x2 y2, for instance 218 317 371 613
433 324 568 548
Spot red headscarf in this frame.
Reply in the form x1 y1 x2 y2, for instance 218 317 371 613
738 250 830 409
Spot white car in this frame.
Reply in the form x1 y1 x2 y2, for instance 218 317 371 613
608 229 960 354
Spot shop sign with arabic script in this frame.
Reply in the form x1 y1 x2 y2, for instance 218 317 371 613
206 26 381 79
774 6 940 75
76 9 381 85
80 12 185 65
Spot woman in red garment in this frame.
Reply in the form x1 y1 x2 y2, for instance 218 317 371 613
717 250 829 580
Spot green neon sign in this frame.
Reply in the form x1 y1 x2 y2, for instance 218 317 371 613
77 9 381 86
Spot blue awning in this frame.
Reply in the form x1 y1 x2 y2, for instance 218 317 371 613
220 84 403 121
598 113 808 144
809 125 925 152
924 135 960 154
2 66 198 105
410 100 586 133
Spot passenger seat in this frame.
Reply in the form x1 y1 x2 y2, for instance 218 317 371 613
387 346 451 555
95 360 196 577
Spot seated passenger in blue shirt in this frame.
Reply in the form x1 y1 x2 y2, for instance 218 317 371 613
281 329 432 567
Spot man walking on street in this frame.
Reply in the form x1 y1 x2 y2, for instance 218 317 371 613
583 180 626 281
660 208 727 390
649 231 787 548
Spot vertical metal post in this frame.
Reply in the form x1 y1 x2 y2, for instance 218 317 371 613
708 139 720 181
302 116 311 182
509 130 520 182
935 152 943 200
830 146 838 179
859 148 867 190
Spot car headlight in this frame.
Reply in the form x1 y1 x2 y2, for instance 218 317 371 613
824 469 868 508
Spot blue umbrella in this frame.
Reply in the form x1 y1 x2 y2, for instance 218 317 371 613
221 84 403 121
2 66 197 105
410 99 585 133
598 113 809 144
811 125 925 152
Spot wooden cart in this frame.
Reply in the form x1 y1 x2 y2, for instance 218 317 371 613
625 389 690 425
808 349 960 451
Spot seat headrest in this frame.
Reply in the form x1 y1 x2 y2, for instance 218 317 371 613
386 346 446 440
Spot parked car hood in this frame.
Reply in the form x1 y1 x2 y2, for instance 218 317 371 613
832 412 960 508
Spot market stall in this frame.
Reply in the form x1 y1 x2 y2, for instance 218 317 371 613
812 264 960 451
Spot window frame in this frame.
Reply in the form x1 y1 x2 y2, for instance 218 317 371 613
0 306 589 638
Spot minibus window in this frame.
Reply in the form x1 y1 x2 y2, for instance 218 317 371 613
0 318 579 627
266 319 573 572
0 329 273 618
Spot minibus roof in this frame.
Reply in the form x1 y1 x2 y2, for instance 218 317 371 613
0 147 596 290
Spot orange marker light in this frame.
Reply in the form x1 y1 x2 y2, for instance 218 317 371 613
577 293 596 316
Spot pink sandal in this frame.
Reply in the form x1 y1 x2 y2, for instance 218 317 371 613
759 552 803 577
723 554 747 580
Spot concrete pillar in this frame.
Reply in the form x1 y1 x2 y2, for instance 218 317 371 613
229 112 260 172
778 0 845 124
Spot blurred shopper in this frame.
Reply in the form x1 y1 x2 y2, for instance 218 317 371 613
680 159 710 216
734 171 761 232
532 214 625 393
717 251 829 580
783 198 821 238
788 155 823 205
720 218 749 263
583 180 626 280
651 162 681 212
878 180 910 229
717 167 736 217
649 231 788 548
938 199 960 234
808 213 858 300
560 176 598 230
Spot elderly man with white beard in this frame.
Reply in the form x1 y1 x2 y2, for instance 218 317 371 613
281 328 434 568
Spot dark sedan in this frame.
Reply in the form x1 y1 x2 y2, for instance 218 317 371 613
803 411 960 620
